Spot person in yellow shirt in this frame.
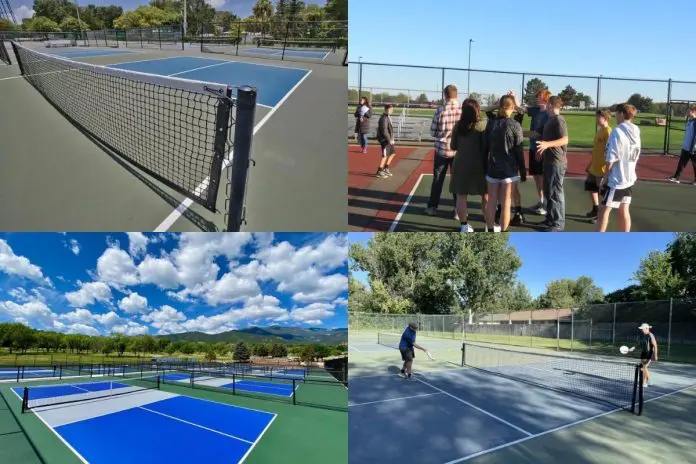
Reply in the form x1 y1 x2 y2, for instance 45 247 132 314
585 110 612 223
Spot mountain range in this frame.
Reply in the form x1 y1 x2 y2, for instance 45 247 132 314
159 326 347 345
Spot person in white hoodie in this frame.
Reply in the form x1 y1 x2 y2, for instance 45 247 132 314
596 103 641 232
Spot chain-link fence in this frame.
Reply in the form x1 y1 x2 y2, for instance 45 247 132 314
349 61 696 154
349 298 696 363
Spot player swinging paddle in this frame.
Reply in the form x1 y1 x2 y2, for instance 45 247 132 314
398 322 432 380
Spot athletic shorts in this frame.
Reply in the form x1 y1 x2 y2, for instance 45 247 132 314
486 175 520 184
400 348 414 362
528 150 543 176
584 174 601 192
380 143 395 158
600 186 632 208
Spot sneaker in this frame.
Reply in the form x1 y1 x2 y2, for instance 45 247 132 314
384 167 393 177
585 209 598 219
642 383 648 388
460 224 474 233
527 202 546 215
424 207 437 216
692 181 696 186
510 212 524 226
493 225 501 233
667 177 680 183
375 169 388 179
543 226 564 232
453 211 459 221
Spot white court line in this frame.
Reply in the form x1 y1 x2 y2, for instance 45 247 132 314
9 388 89 464
154 68 313 231
186 54 312 72
388 173 425 232
239 412 277 464
349 392 444 407
140 406 254 444
443 383 696 463
348 345 363 352
415 376 533 437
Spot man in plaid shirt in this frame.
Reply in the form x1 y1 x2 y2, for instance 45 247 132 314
425 85 462 218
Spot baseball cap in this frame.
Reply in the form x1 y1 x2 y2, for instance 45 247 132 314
638 323 652 329
409 322 419 329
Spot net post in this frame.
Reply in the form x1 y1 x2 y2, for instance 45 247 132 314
281 21 289 61
59 365 62 380
21 387 29 414
232 373 236 394
157 375 161 389
631 364 638 413
16 366 20 383
226 86 257 231
612 303 616 346
668 298 673 360
292 379 296 405
158 28 162 50
190 371 195 388
460 343 466 367
180 23 184 51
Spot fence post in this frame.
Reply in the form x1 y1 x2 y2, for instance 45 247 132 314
612 303 616 346
521 73 525 103
570 308 575 351
357 63 363 103
668 298 672 359
441 68 445 97
664 79 672 155
556 309 560 351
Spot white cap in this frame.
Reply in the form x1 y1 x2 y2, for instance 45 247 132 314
638 323 652 329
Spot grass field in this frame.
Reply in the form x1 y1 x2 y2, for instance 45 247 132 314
349 107 690 152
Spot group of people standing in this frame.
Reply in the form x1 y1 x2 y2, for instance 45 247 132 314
355 83 660 232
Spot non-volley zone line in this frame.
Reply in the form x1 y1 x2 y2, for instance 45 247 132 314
11 387 276 464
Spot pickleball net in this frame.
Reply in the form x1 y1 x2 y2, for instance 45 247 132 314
462 342 644 413
377 332 402 349
0 41 10 65
11 42 257 231
257 38 337 53
21 375 160 412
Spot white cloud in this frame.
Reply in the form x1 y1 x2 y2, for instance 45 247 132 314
8 288 30 302
287 273 347 303
173 233 253 288
96 247 139 287
127 233 149 257
60 308 96 324
15 5 34 21
65 281 112 307
179 295 287 334
141 305 186 334
137 256 179 289
111 321 149 335
289 302 336 325
67 239 80 255
0 239 52 286
94 311 124 328
0 300 56 329
202 272 260 305
118 293 148 314
64 323 100 336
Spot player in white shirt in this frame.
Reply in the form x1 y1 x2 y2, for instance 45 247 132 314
596 103 641 232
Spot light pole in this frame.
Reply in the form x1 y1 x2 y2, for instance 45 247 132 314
467 39 474 96
74 0 83 44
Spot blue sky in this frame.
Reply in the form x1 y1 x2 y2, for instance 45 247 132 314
348 233 675 298
0 233 348 336
348 0 696 105
8 1 327 24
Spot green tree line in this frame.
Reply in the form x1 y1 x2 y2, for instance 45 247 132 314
0 322 346 363
349 233 696 317
0 0 347 37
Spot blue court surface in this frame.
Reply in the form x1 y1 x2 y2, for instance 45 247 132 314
0 367 55 379
12 387 276 464
106 56 310 108
245 47 330 60
163 373 297 397
46 48 136 59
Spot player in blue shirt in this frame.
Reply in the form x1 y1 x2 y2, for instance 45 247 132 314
399 322 427 380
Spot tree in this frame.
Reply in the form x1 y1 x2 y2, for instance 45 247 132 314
157 338 171 353
630 250 685 299
270 343 288 358
252 343 269 357
111 334 127 356
11 324 36 353
627 93 652 113
34 0 68 24
415 93 429 105
299 345 316 362
667 233 696 296
0 18 17 31
524 78 548 106
468 92 483 105
59 16 87 33
204 349 217 361
538 277 604 309
324 0 347 21
312 343 330 360
25 17 61 32
558 85 578 107
234 341 251 361
252 0 274 21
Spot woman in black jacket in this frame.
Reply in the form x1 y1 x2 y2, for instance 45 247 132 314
354 97 372 153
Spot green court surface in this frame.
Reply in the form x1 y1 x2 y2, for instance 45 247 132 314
393 174 696 232
0 373 347 464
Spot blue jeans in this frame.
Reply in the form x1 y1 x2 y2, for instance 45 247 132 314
359 133 368 150
428 155 456 209
543 162 566 229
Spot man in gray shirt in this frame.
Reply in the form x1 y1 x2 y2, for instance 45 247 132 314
535 96 569 232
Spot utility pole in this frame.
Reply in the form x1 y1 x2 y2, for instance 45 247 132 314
467 39 474 96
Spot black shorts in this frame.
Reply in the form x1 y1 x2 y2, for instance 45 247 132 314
380 142 395 158
584 174 601 192
400 348 414 362
528 149 543 176
640 357 652 367
600 186 632 208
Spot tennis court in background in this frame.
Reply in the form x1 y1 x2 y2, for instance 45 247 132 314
348 332 696 463
0 40 346 231
348 144 696 232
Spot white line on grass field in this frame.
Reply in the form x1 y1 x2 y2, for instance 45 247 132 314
443 384 696 463
154 68 313 232
349 392 444 407
388 173 424 232
415 376 533 437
